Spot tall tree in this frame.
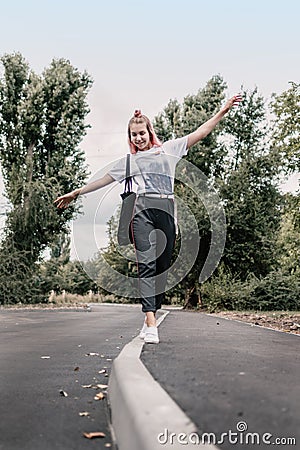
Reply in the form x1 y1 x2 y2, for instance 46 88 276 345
219 88 281 279
271 82 300 273
0 53 92 303
271 82 300 173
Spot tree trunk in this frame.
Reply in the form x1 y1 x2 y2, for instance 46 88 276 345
183 286 203 309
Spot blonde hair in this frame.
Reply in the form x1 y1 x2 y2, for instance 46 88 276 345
127 109 162 154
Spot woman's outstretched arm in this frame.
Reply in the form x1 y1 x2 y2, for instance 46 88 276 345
54 173 115 209
186 94 242 149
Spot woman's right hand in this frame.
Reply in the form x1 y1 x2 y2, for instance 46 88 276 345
54 189 80 209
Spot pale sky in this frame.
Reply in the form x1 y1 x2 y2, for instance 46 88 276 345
0 0 299 260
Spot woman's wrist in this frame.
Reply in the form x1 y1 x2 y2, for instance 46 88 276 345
220 105 230 115
72 188 81 199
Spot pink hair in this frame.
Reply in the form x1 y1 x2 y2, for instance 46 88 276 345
127 109 162 154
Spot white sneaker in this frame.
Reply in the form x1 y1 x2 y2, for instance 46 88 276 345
144 326 159 344
139 321 148 339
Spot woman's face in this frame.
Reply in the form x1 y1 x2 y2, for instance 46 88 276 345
130 123 152 151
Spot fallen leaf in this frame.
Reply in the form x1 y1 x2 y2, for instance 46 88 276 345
83 431 106 439
79 412 90 417
96 384 108 389
81 384 93 389
94 392 105 401
60 390 68 397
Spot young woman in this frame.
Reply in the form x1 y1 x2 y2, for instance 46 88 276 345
55 94 242 344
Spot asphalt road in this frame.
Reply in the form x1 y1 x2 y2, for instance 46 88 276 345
141 311 300 450
2 305 299 450
0 304 143 450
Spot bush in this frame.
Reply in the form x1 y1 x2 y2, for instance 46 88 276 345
249 270 300 311
201 266 300 311
0 247 48 304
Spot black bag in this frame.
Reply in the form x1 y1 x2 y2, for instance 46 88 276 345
117 154 136 246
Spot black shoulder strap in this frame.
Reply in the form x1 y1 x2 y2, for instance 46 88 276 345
124 154 132 193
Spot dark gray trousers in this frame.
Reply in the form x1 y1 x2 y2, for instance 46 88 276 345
132 197 176 313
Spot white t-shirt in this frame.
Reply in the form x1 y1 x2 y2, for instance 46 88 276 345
108 136 188 195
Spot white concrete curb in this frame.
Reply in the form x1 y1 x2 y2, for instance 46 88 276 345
108 310 217 450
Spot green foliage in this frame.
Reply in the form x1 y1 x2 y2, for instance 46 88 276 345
218 88 281 279
201 84 300 312
38 260 97 297
0 53 92 304
62 261 98 295
276 194 300 273
0 244 48 304
37 233 97 297
200 264 252 311
201 266 300 312
271 82 300 172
